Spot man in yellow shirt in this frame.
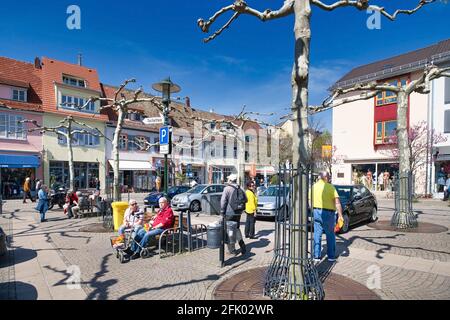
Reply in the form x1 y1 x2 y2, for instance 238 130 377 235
244 181 258 239
312 171 343 262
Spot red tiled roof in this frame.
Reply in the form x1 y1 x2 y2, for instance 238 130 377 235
0 98 42 112
40 57 107 121
0 56 42 105
0 76 29 88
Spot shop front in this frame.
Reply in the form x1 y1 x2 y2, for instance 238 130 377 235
0 154 41 199
49 160 99 190
107 160 155 193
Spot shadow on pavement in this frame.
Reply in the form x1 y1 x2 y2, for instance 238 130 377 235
0 247 37 268
0 281 38 300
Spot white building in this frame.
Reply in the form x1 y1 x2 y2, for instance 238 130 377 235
332 39 450 196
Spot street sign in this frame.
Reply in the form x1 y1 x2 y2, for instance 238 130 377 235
159 126 171 155
187 172 193 178
142 117 164 125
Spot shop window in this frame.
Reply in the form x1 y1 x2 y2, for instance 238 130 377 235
375 120 397 145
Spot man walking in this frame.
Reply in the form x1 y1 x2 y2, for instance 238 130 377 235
22 177 34 203
312 171 343 262
220 174 247 255
244 181 258 239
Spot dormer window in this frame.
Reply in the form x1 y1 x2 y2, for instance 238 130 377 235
12 89 26 102
63 75 86 88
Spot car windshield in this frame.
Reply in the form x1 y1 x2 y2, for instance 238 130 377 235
187 185 206 194
260 186 290 197
335 186 352 202
168 186 179 193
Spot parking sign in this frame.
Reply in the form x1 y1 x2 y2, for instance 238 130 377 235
159 126 171 154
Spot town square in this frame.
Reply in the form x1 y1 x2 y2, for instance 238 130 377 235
0 0 450 306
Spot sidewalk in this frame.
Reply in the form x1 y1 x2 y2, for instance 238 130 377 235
1 196 449 300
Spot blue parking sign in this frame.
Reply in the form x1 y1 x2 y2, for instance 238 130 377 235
160 126 170 145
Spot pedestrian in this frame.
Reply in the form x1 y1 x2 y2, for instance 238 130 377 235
443 174 450 201
383 170 390 192
22 177 35 203
311 171 344 262
35 179 42 194
366 169 373 191
244 181 258 239
378 172 384 191
437 167 446 193
220 174 247 255
66 190 79 219
36 185 49 222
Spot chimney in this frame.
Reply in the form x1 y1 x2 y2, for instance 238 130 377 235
185 96 191 108
77 53 83 66
34 57 42 69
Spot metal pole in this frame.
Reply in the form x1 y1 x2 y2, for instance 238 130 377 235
164 99 169 195
220 213 225 267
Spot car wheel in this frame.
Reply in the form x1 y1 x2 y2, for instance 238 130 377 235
190 200 201 212
339 213 350 234
370 207 378 222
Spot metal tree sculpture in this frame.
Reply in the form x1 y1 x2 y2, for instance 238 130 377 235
82 79 162 201
20 116 106 191
311 64 450 228
198 0 436 299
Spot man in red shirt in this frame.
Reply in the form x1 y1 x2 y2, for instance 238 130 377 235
128 197 175 259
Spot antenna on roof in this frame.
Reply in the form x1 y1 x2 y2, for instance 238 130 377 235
77 53 83 66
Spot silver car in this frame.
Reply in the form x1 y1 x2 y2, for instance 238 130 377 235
256 185 290 218
171 184 226 212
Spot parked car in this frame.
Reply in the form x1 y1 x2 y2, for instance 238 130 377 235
334 184 378 233
144 185 191 208
171 184 225 212
255 185 291 218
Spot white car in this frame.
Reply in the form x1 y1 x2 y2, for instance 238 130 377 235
171 184 225 212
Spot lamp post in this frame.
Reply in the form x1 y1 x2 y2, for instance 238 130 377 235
152 78 181 194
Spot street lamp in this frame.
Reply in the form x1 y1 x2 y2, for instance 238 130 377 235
152 77 181 194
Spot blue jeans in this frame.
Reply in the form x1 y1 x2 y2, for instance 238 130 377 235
131 227 164 254
313 208 336 259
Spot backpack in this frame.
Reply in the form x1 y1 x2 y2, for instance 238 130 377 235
229 185 247 212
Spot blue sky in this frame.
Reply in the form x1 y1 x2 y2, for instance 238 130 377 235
1 1 449 131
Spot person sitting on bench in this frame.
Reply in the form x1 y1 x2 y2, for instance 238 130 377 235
128 197 174 260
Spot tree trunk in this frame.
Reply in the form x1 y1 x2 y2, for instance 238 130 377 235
392 90 416 228
289 0 312 298
67 120 75 191
112 108 126 201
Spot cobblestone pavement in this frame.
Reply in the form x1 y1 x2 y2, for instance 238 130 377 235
1 194 449 300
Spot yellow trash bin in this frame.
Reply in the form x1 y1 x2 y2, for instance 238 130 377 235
111 201 129 231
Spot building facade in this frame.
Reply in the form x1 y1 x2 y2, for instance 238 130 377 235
331 39 450 196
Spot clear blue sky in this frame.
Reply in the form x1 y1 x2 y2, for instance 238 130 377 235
1 1 449 131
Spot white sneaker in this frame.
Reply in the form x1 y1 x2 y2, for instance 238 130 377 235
313 258 321 263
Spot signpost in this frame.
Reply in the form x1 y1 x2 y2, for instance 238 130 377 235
159 126 171 155
142 117 164 125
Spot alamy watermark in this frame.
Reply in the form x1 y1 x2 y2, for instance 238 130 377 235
67 5 81 30
366 9 381 30
366 264 381 290
66 265 82 290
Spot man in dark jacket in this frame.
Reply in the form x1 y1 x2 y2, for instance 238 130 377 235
220 174 247 255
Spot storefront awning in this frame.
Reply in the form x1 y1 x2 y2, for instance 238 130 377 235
108 160 153 171
256 166 276 174
0 154 40 168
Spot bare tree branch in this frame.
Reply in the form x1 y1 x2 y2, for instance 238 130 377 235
198 0 295 42
311 0 436 21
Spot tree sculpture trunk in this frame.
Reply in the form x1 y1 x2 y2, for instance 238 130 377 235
112 108 126 201
290 1 313 297
67 119 75 191
392 91 417 228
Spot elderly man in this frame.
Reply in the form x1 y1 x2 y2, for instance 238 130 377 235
312 171 344 262
220 174 247 255
128 197 174 259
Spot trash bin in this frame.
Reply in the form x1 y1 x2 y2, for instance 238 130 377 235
207 222 222 249
111 201 129 231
